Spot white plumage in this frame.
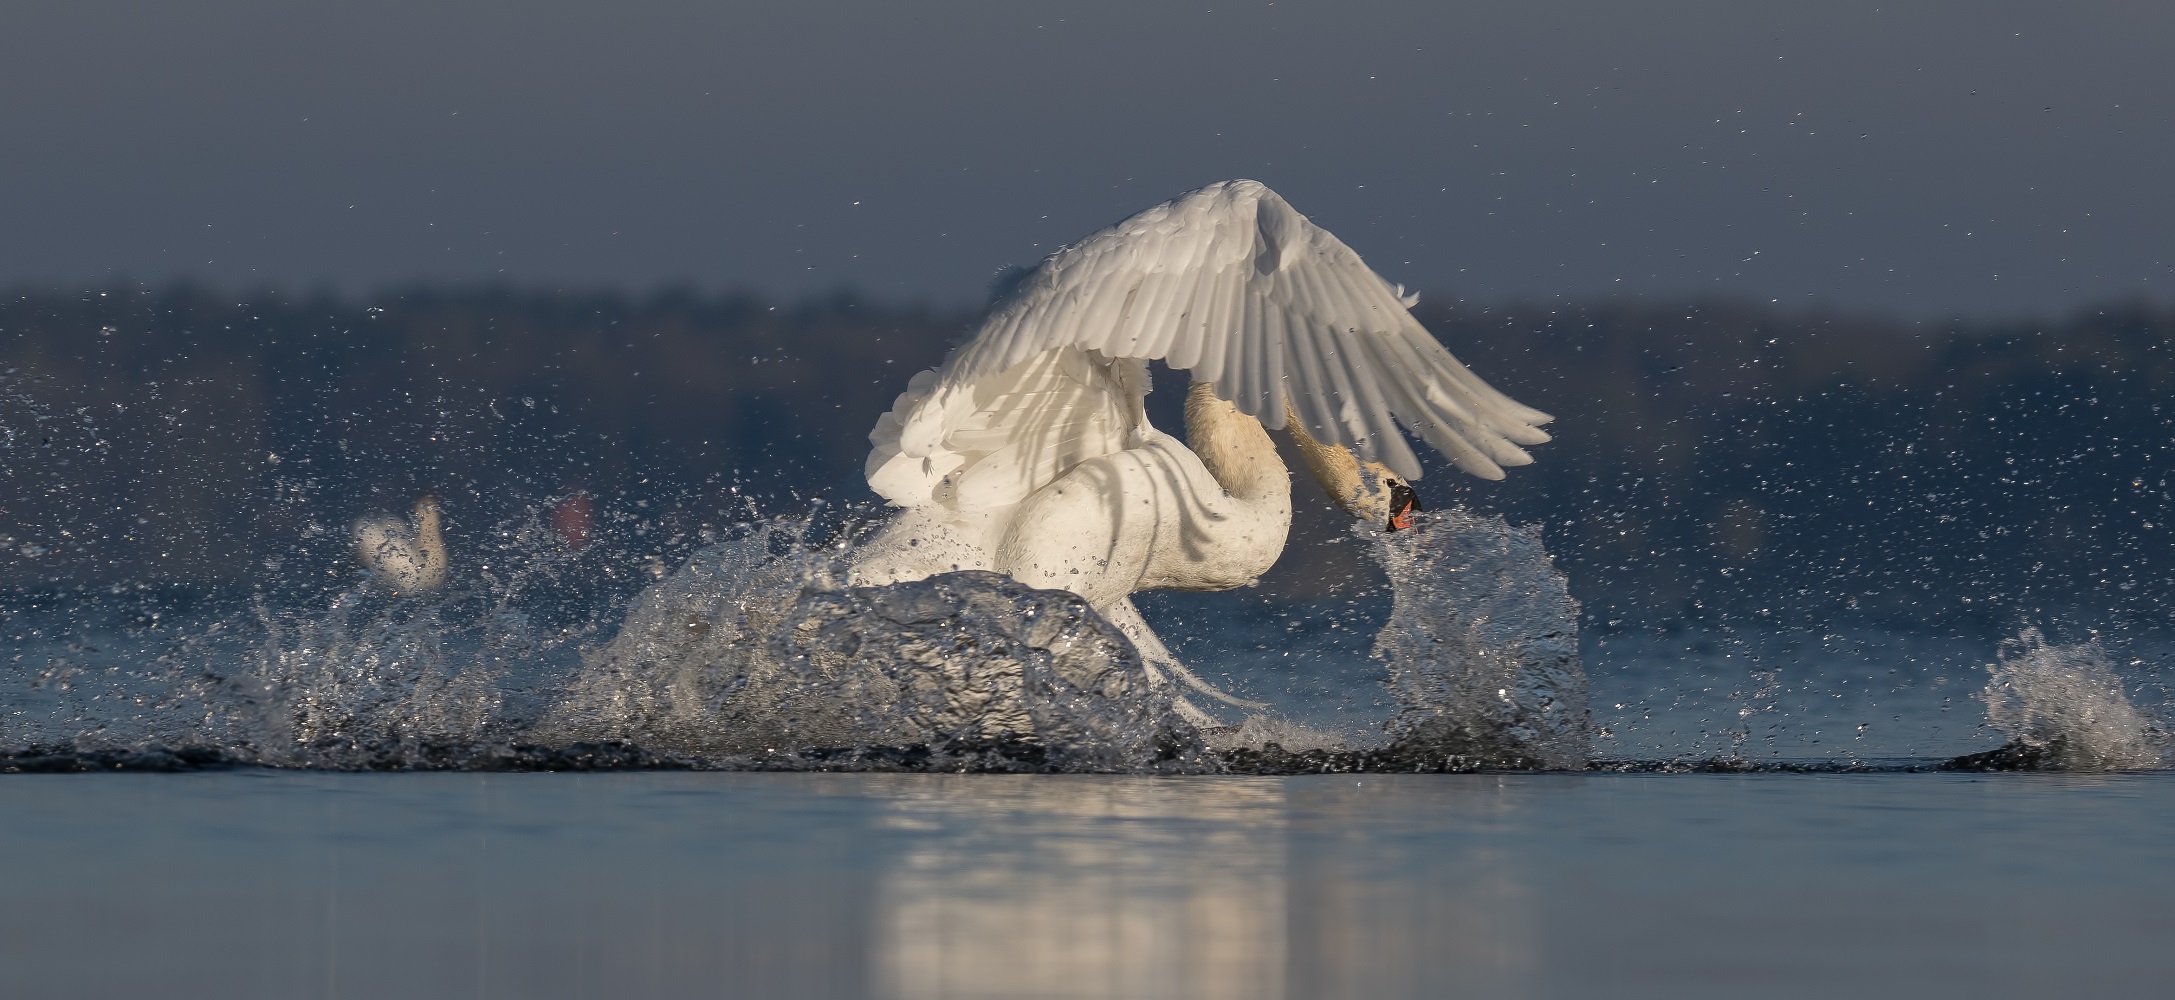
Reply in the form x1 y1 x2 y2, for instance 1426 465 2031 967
851 180 1551 723
879 179 1551 491
353 495 448 593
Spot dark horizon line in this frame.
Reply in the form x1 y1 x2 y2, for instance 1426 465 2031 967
7 277 2175 332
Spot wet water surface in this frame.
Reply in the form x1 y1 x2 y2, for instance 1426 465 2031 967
4 770 2169 1000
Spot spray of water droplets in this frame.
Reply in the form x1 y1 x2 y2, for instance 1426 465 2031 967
1366 511 1591 770
8 504 1616 772
1961 628 2169 771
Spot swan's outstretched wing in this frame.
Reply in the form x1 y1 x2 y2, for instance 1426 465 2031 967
897 179 1551 482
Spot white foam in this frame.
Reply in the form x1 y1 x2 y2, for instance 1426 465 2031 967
1979 628 2167 771
1366 509 1590 769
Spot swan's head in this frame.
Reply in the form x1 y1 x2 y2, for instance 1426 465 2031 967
1280 400 1422 531
1301 451 1422 531
1349 461 1422 531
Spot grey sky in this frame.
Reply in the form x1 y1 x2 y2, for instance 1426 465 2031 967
4 2 2169 317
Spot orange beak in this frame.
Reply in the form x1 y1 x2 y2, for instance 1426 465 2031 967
1386 481 1422 531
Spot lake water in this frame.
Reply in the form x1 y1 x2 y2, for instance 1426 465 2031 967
5 770 2170 999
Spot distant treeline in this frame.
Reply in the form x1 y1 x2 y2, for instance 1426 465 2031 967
5 285 2172 627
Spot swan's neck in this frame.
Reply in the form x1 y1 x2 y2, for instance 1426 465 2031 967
414 501 446 571
1185 382 1288 503
1281 399 1408 525
1281 399 1365 507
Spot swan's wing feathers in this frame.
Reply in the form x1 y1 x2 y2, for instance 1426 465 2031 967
871 348 1132 510
867 368 965 502
1248 193 1553 479
948 183 1257 389
894 178 1551 484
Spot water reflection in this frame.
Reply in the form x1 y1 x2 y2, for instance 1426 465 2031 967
11 772 2165 1000
870 777 1535 1000
2 773 1544 1000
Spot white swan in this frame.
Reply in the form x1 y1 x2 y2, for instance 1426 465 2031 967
353 495 448 593
850 180 1552 723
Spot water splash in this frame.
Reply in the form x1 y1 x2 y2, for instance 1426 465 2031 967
1365 510 1590 770
1961 628 2167 771
541 520 1202 771
533 518 845 756
246 593 557 768
1207 714 1349 755
7 503 1600 773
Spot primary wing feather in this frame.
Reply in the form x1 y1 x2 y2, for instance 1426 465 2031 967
890 179 1551 486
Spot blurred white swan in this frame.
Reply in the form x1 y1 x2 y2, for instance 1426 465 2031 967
850 180 1551 723
353 495 448 593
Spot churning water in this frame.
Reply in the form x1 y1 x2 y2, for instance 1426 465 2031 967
4 509 1606 774
0 484 2166 773
7 500 2165 776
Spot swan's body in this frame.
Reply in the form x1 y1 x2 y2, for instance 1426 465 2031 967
850 180 1551 720
353 496 447 593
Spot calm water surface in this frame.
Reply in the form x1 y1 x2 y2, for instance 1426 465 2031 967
4 771 2169 999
